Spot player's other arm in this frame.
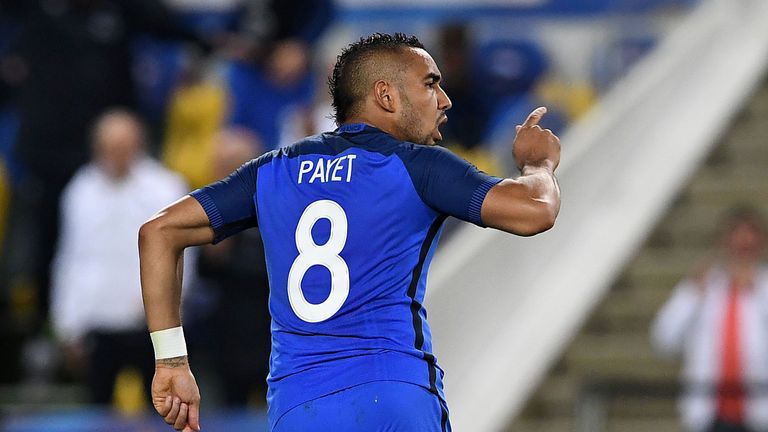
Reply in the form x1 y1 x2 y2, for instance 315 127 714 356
481 107 561 236
139 195 213 432
140 196 213 331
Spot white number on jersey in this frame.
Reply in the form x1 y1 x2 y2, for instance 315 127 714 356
287 199 350 323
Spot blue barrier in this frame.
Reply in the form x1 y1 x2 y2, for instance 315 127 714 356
2 408 269 432
337 0 698 22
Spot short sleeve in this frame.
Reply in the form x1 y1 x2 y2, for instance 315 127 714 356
396 145 503 226
190 159 260 243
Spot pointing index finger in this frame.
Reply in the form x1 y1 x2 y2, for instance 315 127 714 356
521 106 548 128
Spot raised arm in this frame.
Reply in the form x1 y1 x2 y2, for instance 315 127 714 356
481 107 561 236
139 195 213 432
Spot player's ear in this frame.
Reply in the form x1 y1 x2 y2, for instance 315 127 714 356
373 80 397 114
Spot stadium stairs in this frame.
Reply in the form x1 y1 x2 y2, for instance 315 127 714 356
425 1 768 430
507 76 768 432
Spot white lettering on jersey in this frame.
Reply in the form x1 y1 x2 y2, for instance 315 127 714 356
346 155 356 182
309 159 326 183
297 155 357 184
329 157 343 181
298 160 313 184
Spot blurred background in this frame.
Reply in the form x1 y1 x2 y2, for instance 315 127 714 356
2 0 768 431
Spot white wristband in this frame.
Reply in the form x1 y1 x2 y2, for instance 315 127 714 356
150 326 188 360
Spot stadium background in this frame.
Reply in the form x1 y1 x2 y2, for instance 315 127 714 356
2 0 767 430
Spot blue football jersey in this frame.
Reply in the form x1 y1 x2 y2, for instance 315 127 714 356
190 124 502 428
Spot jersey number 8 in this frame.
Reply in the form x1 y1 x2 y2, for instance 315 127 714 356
287 200 350 323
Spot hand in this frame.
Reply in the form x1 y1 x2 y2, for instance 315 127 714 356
513 107 561 172
151 356 201 432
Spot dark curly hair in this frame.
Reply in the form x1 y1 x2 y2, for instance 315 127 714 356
329 33 425 125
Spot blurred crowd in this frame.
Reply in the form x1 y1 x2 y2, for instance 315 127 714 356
0 0 594 412
0 0 336 410
7 8 739 432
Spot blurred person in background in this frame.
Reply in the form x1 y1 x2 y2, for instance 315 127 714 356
435 23 567 177
51 109 188 404
435 23 501 176
476 37 568 174
224 0 335 150
651 206 768 432
0 0 213 332
193 127 271 407
159 0 336 189
161 51 228 190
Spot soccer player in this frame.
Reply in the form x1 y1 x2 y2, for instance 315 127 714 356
139 33 560 432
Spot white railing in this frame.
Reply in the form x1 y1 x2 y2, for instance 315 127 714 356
425 0 768 430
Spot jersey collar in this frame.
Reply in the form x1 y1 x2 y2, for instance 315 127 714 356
334 123 402 150
336 123 368 134
336 123 393 136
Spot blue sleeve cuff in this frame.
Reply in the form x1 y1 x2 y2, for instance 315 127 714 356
468 177 503 227
189 189 224 230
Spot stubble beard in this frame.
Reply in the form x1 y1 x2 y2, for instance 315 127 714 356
397 93 433 146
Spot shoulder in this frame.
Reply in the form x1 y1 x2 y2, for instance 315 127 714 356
393 143 474 173
69 164 100 185
396 142 464 158
62 164 101 198
138 158 185 183
756 265 768 289
133 158 189 196
267 133 353 160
